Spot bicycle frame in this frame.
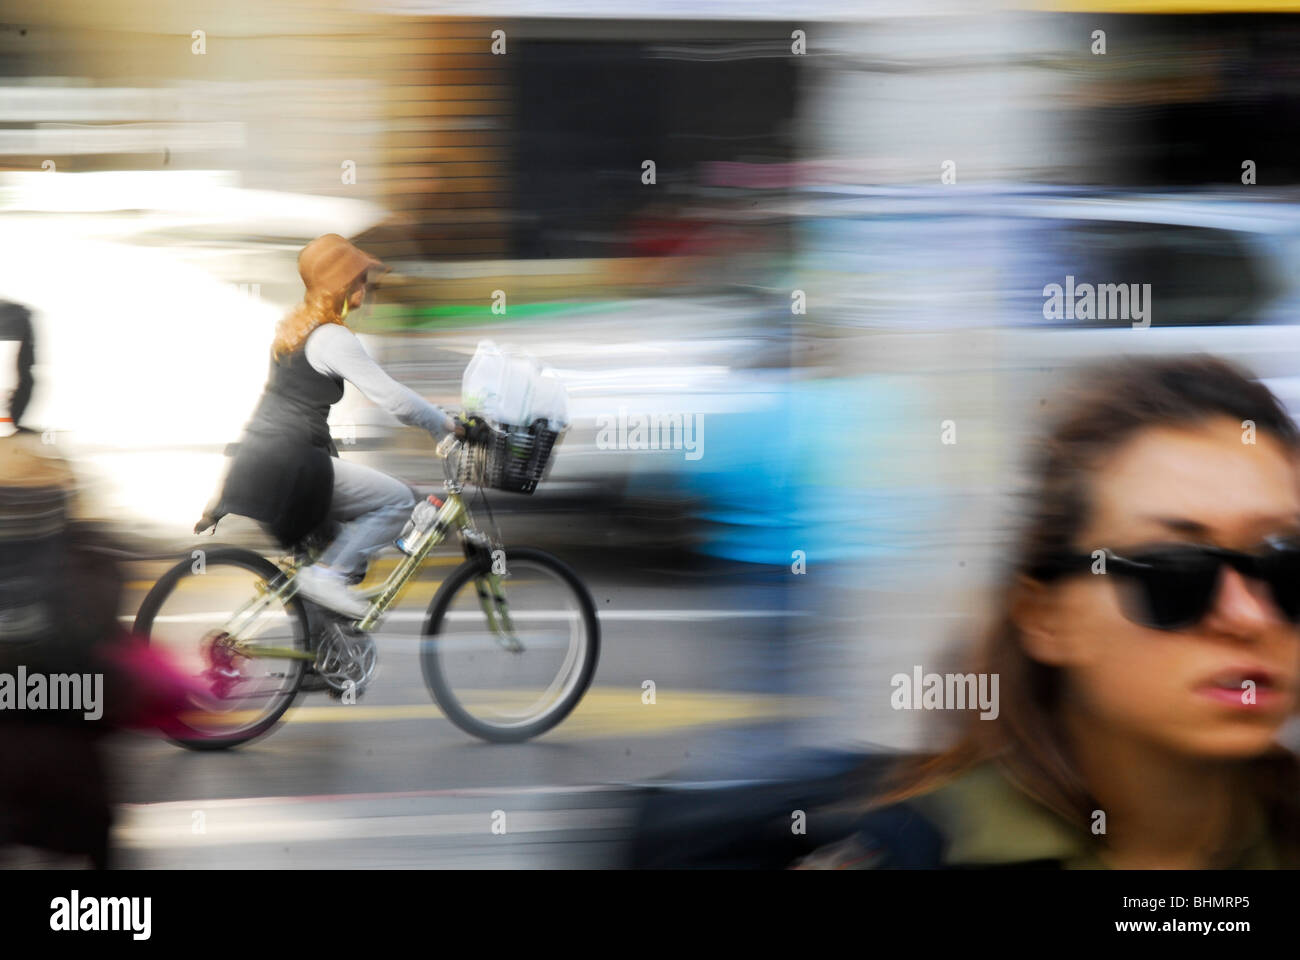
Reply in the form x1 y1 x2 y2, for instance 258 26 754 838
354 492 468 632
223 437 522 660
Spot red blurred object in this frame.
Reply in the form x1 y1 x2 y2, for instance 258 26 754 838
628 214 707 258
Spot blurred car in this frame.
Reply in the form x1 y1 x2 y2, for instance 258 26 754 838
784 183 1300 584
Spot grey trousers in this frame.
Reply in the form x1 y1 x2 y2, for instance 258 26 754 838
318 457 417 575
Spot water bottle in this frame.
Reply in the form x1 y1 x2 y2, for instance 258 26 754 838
395 495 445 555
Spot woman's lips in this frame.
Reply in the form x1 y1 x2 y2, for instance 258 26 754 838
1195 668 1285 709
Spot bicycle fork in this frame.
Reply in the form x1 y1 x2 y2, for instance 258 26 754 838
474 572 524 654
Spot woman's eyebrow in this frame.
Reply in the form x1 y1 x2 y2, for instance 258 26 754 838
1142 517 1212 536
1140 514 1300 537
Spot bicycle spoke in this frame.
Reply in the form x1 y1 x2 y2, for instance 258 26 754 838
138 555 308 743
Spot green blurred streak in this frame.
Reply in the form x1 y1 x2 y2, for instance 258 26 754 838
358 300 633 333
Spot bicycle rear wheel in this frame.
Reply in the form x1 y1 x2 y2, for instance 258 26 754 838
421 547 599 743
132 547 309 750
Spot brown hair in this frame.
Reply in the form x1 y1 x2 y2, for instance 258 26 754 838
873 354 1300 858
271 287 352 362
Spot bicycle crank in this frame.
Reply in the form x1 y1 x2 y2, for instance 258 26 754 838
314 618 378 698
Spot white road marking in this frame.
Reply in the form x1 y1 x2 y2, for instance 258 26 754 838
114 807 630 848
120 784 634 810
122 609 803 624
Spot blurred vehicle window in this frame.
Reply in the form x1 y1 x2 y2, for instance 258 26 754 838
1041 221 1277 327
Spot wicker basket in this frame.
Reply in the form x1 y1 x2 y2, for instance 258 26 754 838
459 420 561 494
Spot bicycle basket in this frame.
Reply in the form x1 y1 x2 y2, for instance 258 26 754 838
460 419 561 495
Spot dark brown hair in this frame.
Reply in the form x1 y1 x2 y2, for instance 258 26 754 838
874 354 1300 861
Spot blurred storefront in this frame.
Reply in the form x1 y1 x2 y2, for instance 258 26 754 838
0 1 814 310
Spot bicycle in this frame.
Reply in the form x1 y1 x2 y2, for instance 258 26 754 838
132 420 600 749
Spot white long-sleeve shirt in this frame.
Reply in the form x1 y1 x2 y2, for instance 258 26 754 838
304 323 454 440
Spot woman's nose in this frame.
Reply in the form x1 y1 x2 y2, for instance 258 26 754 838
1202 568 1281 639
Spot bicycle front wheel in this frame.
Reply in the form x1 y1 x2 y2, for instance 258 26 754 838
132 547 310 750
421 547 599 743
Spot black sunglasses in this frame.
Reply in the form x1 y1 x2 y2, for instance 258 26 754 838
1028 539 1300 632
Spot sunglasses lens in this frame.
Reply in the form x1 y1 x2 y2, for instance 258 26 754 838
1264 548 1300 623
1121 550 1221 631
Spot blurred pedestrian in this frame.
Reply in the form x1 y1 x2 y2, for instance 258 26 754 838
0 300 114 867
0 301 201 867
798 355 1300 869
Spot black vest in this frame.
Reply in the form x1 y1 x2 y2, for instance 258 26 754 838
213 341 344 547
246 344 344 448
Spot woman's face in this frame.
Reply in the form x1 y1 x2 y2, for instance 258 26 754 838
346 281 368 311
1022 416 1300 758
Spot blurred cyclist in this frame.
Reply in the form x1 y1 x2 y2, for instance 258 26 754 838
200 234 465 619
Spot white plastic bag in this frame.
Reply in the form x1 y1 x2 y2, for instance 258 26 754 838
462 340 565 429
496 349 537 427
530 367 569 431
461 339 506 422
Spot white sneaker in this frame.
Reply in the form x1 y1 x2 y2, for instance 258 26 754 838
295 565 371 620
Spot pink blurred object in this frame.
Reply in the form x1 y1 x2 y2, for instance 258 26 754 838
97 633 212 735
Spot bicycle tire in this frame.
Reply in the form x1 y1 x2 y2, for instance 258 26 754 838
420 546 600 743
133 546 309 750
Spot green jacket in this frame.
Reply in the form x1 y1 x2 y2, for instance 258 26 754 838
796 761 1279 869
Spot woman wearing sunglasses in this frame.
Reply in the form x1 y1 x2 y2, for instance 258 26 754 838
798 354 1300 869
